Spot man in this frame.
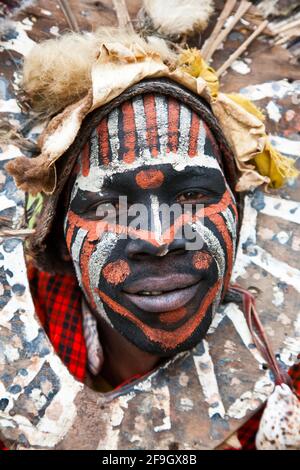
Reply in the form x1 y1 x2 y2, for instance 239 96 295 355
2 25 299 449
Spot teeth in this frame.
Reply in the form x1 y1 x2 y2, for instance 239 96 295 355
139 291 163 296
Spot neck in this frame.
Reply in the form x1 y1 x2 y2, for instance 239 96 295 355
97 318 162 388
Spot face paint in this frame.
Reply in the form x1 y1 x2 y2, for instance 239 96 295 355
135 169 165 189
64 93 238 356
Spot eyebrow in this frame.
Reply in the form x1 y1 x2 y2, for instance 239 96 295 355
167 166 226 192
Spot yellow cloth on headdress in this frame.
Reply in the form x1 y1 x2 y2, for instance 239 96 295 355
227 93 298 189
177 48 219 99
253 140 298 189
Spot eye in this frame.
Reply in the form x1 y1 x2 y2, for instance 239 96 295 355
176 190 211 204
85 200 122 220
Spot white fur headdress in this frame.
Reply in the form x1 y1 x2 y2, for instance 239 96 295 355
142 0 214 36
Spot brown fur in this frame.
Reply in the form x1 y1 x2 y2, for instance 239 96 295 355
5 156 56 195
5 91 93 195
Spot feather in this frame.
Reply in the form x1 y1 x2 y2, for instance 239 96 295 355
142 0 214 37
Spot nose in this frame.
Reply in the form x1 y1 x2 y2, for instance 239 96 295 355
125 237 186 260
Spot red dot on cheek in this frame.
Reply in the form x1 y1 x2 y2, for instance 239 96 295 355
102 260 131 285
192 252 212 270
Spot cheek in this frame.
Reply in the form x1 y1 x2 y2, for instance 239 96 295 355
190 190 237 284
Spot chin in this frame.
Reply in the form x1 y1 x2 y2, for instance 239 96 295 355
114 306 214 358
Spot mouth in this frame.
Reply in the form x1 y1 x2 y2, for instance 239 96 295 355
122 274 201 313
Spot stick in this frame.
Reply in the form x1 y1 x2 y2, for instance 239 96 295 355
58 0 80 33
0 228 36 237
274 30 299 46
272 17 300 35
216 19 268 76
201 0 237 59
112 0 134 33
204 0 252 62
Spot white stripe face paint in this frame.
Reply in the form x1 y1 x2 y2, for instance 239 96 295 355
63 211 69 235
75 152 223 193
72 93 224 196
154 95 169 155
222 207 237 260
90 129 99 167
193 220 226 280
71 228 88 290
150 195 162 243
222 207 236 237
197 120 207 155
71 228 88 263
178 104 191 156
107 108 120 163
88 231 119 327
132 96 151 160
189 221 227 310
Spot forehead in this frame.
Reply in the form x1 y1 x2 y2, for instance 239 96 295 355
73 93 224 192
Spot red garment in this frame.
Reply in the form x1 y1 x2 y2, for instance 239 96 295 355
1 266 299 450
28 265 87 382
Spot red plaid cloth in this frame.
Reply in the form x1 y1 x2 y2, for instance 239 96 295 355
28 264 87 382
1 266 299 450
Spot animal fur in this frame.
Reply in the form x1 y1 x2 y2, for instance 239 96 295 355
142 0 214 36
22 28 177 117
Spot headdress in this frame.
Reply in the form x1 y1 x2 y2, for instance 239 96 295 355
5 14 298 195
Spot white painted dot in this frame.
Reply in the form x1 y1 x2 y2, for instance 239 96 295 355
276 231 290 244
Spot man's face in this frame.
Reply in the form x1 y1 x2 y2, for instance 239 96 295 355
64 93 237 356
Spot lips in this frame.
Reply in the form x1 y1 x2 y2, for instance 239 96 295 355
122 274 201 313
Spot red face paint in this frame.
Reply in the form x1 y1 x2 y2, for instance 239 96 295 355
102 260 131 285
192 252 212 270
135 169 165 189
158 307 187 324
